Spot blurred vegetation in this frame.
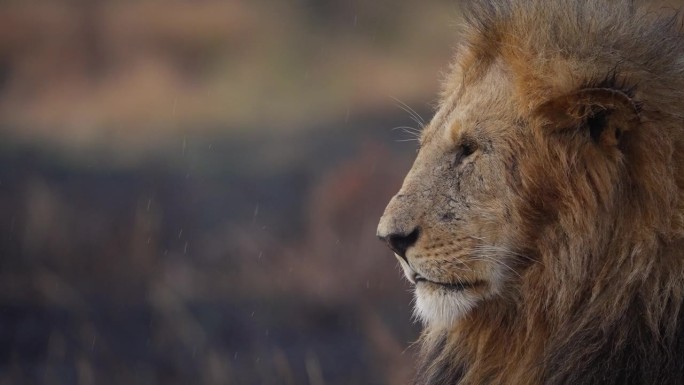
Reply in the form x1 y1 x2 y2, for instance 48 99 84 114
0 1 459 384
0 1 456 154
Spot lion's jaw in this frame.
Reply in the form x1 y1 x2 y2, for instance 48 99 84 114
395 251 506 327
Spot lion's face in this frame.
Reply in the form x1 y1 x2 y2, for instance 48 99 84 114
378 53 642 327
378 63 532 326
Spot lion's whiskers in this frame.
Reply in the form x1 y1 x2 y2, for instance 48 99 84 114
472 244 542 265
391 96 427 126
466 252 523 279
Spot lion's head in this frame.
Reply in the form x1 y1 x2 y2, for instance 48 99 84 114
378 1 684 384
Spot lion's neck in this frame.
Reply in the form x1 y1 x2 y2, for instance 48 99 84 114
415 297 546 385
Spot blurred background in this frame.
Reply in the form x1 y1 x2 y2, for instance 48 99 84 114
5 1 684 384
0 1 459 384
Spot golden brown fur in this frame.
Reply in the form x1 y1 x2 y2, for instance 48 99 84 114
377 1 684 384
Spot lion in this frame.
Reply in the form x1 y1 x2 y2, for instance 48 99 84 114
376 1 684 384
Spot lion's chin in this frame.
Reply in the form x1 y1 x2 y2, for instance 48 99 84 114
413 282 484 327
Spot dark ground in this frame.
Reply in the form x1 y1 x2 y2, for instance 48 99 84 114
0 110 425 385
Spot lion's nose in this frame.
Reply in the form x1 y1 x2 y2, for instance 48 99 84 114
378 228 420 261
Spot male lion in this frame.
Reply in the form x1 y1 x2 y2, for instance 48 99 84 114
377 1 684 384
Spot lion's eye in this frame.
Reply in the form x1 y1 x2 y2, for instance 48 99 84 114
454 140 476 165
461 142 475 157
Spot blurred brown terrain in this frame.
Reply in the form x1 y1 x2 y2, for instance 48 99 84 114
0 1 458 384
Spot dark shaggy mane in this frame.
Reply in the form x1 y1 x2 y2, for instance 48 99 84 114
449 0 684 111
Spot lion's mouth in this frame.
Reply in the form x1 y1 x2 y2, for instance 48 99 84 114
414 274 483 291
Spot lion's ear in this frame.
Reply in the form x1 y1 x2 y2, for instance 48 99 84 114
536 88 640 147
